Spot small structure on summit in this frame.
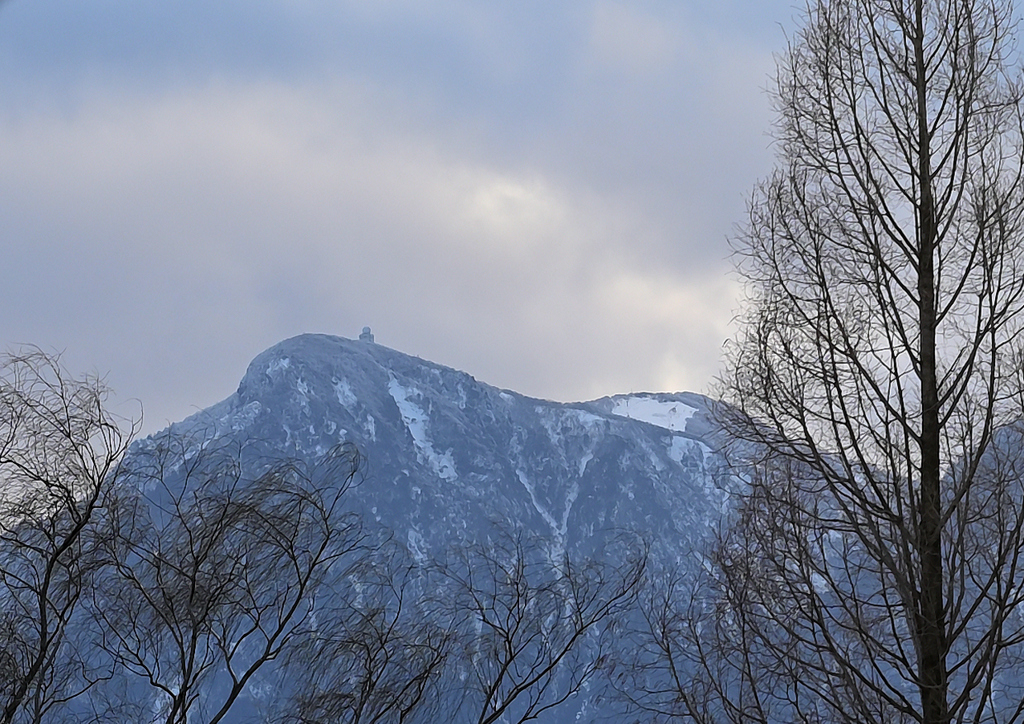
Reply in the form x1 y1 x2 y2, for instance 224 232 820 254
359 326 375 343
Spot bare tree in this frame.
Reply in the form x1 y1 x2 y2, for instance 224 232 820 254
669 0 1024 723
0 350 136 724
277 542 451 724
436 530 646 724
612 564 737 724
90 436 365 724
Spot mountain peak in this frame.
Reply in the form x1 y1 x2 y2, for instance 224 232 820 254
148 332 724 551
124 333 731 723
236 333 471 401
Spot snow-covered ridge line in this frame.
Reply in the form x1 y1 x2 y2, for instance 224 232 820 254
608 394 697 433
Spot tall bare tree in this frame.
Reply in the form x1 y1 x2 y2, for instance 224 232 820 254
690 0 1024 723
0 350 136 724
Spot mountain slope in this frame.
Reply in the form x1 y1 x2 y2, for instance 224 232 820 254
110 332 730 723
153 333 729 565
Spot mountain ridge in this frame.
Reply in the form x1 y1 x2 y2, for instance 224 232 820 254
116 332 731 722
142 333 728 561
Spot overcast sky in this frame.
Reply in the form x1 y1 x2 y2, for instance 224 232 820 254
1 0 795 433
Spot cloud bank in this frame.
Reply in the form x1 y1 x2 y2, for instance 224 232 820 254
0 0 788 431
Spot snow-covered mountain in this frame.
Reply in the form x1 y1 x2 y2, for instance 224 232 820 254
156 333 729 564
115 332 732 723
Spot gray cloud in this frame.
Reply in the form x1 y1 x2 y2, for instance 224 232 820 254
1 0 792 433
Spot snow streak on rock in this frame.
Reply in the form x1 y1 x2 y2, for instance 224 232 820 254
387 373 458 482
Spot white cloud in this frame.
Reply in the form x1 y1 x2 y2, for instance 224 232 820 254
588 1 677 74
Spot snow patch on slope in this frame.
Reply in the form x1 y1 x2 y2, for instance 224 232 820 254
578 451 593 477
538 407 602 450
387 375 457 482
667 435 728 511
668 436 710 464
267 356 290 373
611 396 696 432
333 377 357 407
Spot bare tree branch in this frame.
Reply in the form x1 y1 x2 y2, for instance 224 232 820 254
90 437 365 724
0 349 137 724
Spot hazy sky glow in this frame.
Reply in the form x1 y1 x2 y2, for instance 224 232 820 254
2 0 795 433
